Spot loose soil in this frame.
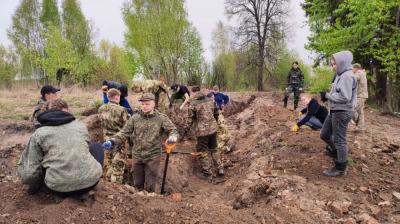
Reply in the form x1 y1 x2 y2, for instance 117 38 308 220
1 91 399 224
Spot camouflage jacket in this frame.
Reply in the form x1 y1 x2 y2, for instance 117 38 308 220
287 68 304 87
189 92 218 137
354 69 368 99
98 101 129 138
31 98 46 129
111 110 178 160
17 120 103 192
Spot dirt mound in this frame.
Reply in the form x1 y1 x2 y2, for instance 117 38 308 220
0 120 34 134
81 114 104 143
224 94 256 117
1 91 400 223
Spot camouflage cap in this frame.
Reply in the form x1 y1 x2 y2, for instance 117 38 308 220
352 63 362 69
139 92 155 101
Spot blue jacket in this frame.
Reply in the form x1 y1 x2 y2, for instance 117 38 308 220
103 93 133 115
209 92 229 109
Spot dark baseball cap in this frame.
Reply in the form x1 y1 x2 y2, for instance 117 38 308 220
40 85 60 97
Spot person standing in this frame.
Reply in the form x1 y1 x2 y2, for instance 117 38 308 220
102 93 178 192
320 51 357 177
352 63 368 132
98 88 130 184
189 86 224 178
283 61 304 110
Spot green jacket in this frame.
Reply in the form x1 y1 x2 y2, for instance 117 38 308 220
17 119 103 192
111 110 178 160
98 102 129 138
32 98 46 129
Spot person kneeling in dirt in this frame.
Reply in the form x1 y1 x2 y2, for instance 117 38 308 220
102 80 133 115
98 88 130 184
31 85 60 129
102 93 178 193
189 86 225 178
283 61 304 110
207 85 232 153
320 51 357 177
18 99 103 201
291 95 328 132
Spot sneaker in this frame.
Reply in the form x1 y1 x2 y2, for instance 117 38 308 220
323 167 347 177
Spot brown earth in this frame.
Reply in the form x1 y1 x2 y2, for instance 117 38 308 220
1 91 400 224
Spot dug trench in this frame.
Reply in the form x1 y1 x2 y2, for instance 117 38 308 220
1 92 399 223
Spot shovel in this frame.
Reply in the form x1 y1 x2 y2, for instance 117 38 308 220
160 140 176 195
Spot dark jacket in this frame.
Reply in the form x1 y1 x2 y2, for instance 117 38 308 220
297 99 328 127
287 68 304 87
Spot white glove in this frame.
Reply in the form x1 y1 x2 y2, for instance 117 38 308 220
167 136 177 144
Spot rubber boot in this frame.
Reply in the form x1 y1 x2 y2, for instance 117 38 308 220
323 161 347 177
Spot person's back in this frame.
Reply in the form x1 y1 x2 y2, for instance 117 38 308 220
99 101 129 138
18 101 102 193
190 92 218 137
354 69 368 99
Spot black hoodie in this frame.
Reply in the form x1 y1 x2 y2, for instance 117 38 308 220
37 110 75 127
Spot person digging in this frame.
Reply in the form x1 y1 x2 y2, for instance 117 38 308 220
102 93 178 193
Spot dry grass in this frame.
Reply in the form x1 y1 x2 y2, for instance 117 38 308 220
0 86 103 121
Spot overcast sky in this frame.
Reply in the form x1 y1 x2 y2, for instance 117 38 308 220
0 0 313 64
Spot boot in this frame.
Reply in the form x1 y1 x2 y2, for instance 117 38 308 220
324 145 337 159
283 98 288 108
323 161 347 177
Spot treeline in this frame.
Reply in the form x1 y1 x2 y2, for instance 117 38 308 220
1 0 136 87
302 0 400 113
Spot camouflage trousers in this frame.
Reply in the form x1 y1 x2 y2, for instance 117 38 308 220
217 114 231 153
196 133 223 175
104 144 126 184
167 100 190 138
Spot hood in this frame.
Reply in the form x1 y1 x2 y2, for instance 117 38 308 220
37 110 75 126
332 51 353 75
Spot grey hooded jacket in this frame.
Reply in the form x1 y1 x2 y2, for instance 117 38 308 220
326 51 358 112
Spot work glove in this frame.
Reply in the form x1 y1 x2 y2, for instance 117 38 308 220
102 140 113 149
298 112 303 117
291 124 299 132
167 136 177 144
320 92 328 102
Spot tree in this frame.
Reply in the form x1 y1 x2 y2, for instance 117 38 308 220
303 0 400 112
123 0 204 84
8 0 44 80
0 45 17 88
62 0 92 56
41 0 61 29
225 0 289 91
